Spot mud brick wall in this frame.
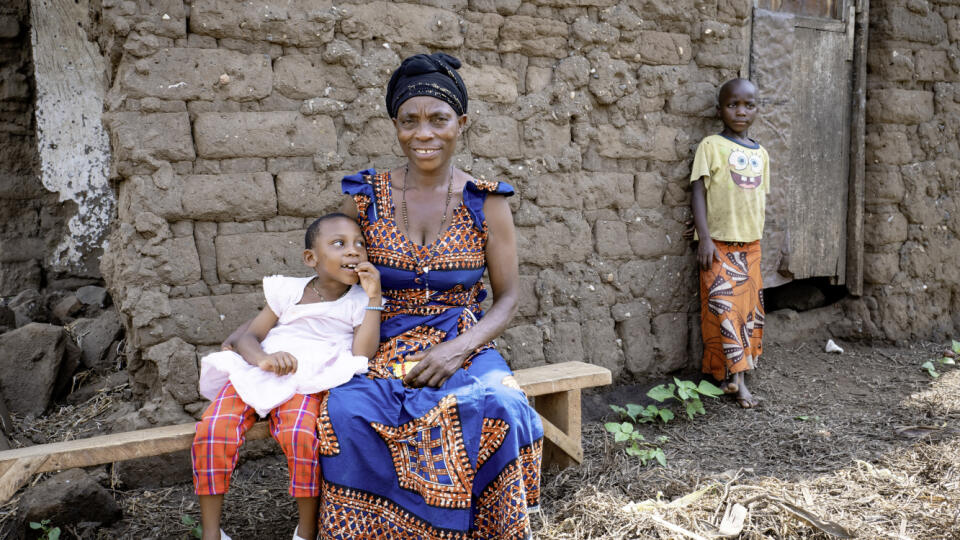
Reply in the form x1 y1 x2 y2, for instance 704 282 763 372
0 1 43 295
94 0 754 410
863 0 960 341
90 0 960 416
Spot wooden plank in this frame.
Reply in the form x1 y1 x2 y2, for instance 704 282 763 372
536 389 582 468
538 414 582 464
788 25 851 281
844 0 868 296
0 456 47 503
0 422 270 475
514 362 611 397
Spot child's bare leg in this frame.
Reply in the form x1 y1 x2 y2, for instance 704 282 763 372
199 494 224 540
295 497 319 539
720 374 738 394
734 371 758 408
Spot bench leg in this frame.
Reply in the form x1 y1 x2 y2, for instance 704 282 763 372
535 389 582 469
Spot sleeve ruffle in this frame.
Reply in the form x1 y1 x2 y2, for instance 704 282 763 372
341 169 379 223
462 180 514 231
262 275 288 318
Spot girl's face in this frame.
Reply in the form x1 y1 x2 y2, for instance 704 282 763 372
304 217 368 285
393 96 467 173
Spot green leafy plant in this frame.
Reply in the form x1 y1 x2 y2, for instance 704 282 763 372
181 514 202 539
606 378 724 466
609 402 675 425
647 378 725 419
603 420 668 466
922 360 940 378
29 520 60 540
922 340 960 378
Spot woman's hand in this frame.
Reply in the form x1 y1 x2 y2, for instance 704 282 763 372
403 341 469 388
698 237 721 270
258 351 298 376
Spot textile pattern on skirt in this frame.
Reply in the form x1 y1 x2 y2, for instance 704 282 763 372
699 239 765 382
314 170 544 539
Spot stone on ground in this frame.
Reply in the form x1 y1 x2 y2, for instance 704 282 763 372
16 469 121 534
0 323 66 415
68 310 123 373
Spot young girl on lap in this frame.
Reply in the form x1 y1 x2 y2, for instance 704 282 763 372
191 213 383 540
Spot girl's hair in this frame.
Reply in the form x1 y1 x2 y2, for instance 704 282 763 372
305 212 355 249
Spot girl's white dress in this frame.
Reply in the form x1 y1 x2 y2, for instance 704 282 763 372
198 275 371 416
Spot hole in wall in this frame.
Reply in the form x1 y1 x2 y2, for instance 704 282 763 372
763 277 847 313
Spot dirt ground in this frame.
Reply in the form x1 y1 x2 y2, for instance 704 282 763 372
2 339 958 539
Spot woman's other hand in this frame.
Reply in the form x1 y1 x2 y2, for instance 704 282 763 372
402 342 467 388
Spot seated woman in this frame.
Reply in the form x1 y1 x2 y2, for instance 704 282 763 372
225 52 543 539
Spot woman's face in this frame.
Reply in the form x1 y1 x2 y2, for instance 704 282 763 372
394 96 467 173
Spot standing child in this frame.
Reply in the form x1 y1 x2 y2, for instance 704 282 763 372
690 78 769 409
191 213 383 540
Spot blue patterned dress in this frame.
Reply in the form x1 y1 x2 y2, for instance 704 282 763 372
313 170 543 539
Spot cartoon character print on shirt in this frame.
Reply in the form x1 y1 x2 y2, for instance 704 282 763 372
726 148 764 189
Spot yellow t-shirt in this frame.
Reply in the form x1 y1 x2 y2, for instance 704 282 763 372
690 134 770 242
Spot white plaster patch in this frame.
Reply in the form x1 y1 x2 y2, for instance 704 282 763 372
31 0 114 274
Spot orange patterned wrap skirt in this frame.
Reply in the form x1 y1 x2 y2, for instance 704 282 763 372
699 240 765 381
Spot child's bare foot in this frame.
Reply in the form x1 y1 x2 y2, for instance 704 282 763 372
720 375 738 395
734 372 758 408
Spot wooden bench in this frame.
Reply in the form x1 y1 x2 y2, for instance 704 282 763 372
0 361 610 502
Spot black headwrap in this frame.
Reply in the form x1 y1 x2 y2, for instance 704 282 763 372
385 52 468 119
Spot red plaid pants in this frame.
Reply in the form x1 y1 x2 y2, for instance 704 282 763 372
192 383 322 497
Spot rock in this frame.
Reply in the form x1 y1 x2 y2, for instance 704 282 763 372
0 303 14 331
216 231 305 284
143 338 200 405
8 289 44 327
17 469 121 534
75 285 108 307
276 170 350 217
116 48 272 102
113 450 193 489
52 294 83 324
0 323 66 415
105 112 196 162
500 324 545 369
180 172 278 221
193 112 337 159
866 89 935 125
0 261 42 297
0 15 20 39
54 339 82 401
69 310 124 373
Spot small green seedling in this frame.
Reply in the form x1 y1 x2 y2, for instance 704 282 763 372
603 420 668 466
606 378 723 465
923 340 960 378
609 402 675 425
648 378 725 419
29 520 60 540
181 514 202 539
